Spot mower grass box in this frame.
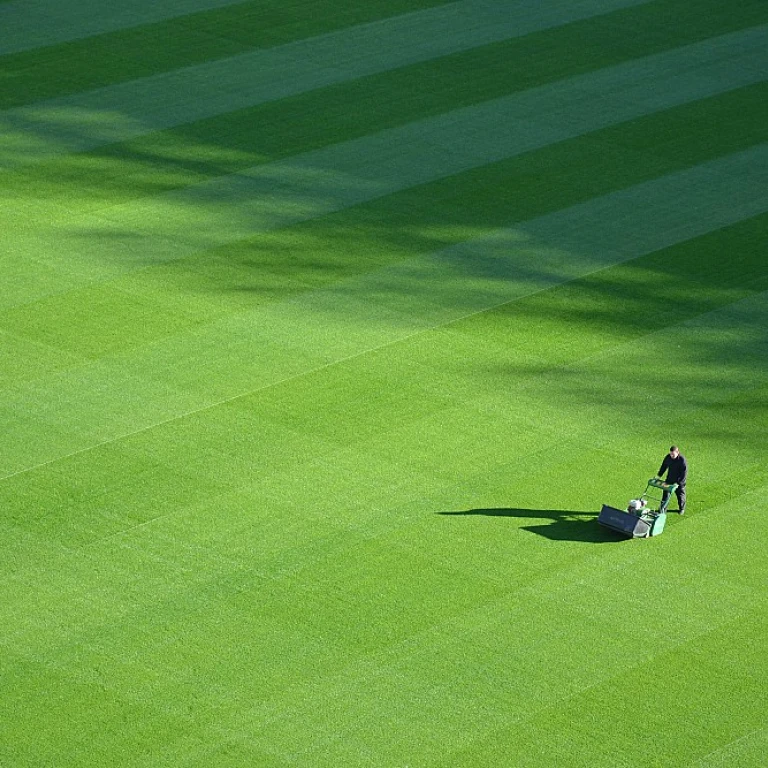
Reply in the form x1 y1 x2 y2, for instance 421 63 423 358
598 479 675 538
598 505 666 538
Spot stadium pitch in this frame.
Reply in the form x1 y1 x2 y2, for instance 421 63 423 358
1 0 766 764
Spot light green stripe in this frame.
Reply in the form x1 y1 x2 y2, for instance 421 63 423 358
0 0 257 55
87 26 768 239
0 0 655 168
1 145 766 478
299 145 768 325
3 24 762 310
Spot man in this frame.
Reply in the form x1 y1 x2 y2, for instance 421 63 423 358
658 445 687 514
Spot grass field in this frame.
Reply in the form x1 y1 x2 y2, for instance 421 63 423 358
1 0 767 765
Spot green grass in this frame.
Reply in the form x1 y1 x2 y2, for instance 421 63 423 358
0 0 454 108
1 0 767 765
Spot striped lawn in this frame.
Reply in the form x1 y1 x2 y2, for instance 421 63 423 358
0 0 452 56
1 1 767 766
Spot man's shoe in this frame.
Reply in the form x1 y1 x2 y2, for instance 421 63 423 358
678 508 685 515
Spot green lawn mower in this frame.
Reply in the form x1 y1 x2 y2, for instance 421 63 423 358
598 478 677 538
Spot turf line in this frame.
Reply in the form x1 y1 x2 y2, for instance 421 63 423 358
4 78 763 331
692 727 767 766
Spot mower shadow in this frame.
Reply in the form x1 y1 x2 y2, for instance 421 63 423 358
438 508 627 543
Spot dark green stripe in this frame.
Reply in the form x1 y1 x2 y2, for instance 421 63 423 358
0 0 455 109
9 77 766 224
193 83 768 297
106 0 768 172
6 1 767 212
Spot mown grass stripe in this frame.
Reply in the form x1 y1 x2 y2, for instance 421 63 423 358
433 596 767 766
0 0 657 168
2 39 765 315
2 81 764 393
0 0 454 108
302 145 768 329
1 146 765 479
42 29 767 268
5 0 766 212
0 0 285 55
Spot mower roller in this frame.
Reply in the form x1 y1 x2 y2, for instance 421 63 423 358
597 478 677 538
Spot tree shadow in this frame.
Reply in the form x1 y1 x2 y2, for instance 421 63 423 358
438 508 628 543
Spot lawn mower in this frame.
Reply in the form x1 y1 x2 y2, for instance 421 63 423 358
597 478 678 538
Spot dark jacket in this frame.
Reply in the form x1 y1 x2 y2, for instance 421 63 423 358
659 453 687 485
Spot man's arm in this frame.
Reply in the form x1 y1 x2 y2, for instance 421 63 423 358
678 456 688 484
658 455 669 477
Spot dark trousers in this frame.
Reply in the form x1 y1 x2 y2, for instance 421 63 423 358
662 484 686 512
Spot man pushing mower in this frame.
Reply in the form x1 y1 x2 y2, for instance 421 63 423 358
658 445 687 514
597 445 689 537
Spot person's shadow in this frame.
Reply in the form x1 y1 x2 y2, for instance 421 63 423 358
438 508 626 543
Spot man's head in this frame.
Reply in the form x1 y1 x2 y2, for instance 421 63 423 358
669 445 680 458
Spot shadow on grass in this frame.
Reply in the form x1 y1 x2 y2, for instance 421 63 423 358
439 508 628 543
